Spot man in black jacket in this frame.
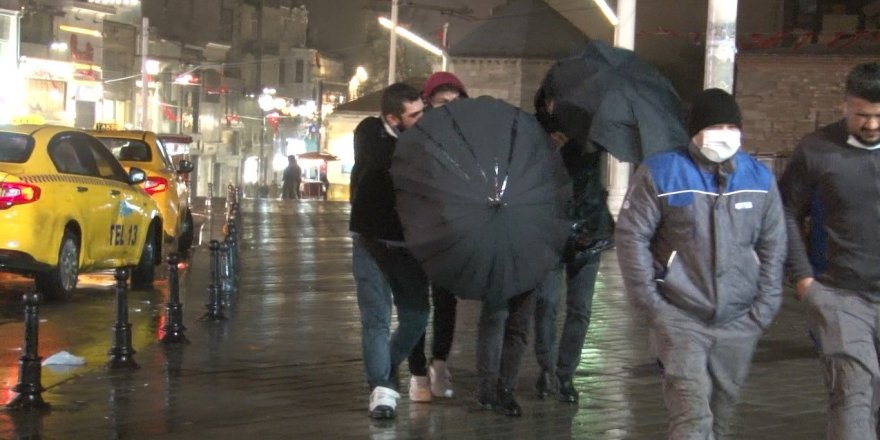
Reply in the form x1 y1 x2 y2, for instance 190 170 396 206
781 62 880 439
350 83 429 420
532 87 615 403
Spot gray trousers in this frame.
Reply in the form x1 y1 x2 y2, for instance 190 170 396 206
476 291 537 397
805 281 880 440
534 255 601 379
649 305 762 440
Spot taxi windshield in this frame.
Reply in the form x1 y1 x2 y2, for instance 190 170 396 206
0 133 34 163
97 138 152 162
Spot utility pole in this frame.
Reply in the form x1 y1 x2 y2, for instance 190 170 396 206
388 0 399 85
140 17 149 130
606 0 636 216
441 22 448 71
257 0 266 187
704 0 738 92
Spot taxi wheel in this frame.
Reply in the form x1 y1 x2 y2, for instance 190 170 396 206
36 231 79 300
178 210 194 252
131 226 156 288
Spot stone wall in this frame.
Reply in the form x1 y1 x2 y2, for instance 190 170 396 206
452 58 523 107
450 57 555 111
736 53 878 154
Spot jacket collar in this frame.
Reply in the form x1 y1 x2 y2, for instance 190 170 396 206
381 117 399 139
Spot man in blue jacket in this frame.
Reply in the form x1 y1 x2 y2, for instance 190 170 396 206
615 89 787 439
781 62 880 439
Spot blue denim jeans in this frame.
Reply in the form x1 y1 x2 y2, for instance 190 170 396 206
534 254 601 380
353 237 429 390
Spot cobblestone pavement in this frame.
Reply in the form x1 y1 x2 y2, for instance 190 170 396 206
0 200 827 439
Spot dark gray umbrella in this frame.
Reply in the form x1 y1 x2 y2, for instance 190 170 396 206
391 96 572 310
542 40 689 163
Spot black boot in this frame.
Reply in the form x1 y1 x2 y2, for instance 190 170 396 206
557 376 578 403
495 385 522 417
535 370 552 399
476 379 496 410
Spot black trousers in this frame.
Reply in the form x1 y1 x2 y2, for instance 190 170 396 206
407 285 457 376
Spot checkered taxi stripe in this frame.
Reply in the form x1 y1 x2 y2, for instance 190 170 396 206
18 174 133 190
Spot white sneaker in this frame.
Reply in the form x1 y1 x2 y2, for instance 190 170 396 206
369 386 400 419
409 375 432 402
429 360 454 398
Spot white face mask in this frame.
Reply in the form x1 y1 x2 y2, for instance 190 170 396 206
699 129 741 163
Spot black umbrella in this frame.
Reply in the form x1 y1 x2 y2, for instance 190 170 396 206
391 96 572 310
542 40 689 163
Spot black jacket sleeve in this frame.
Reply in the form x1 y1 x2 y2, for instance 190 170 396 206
778 142 815 284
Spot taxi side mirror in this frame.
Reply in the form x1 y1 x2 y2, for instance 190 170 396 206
177 159 194 174
128 167 147 185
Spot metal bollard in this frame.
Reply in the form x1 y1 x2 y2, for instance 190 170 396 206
226 221 240 283
219 241 233 292
6 292 49 410
224 232 237 279
226 218 238 246
202 240 226 320
161 253 188 343
107 268 139 369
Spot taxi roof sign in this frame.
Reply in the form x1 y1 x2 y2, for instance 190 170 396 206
95 122 119 131
10 114 46 125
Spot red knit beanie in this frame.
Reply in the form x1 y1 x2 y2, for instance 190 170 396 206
421 72 468 100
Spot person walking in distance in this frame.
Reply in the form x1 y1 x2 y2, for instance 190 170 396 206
406 71 468 403
281 155 302 199
350 83 430 419
780 62 880 440
615 88 787 439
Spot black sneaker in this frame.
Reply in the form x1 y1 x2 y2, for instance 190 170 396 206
495 386 522 417
557 377 578 403
535 370 552 399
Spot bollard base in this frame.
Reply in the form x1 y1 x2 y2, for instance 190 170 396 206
6 392 50 412
161 302 188 343
106 354 140 370
200 310 228 321
160 330 189 344
107 321 138 370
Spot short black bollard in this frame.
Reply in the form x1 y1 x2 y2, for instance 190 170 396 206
107 268 139 370
161 253 188 343
226 222 240 283
219 241 233 292
6 292 49 411
227 218 237 241
202 240 226 320
224 233 238 280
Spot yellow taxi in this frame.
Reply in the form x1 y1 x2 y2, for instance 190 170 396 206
88 125 194 252
0 125 164 299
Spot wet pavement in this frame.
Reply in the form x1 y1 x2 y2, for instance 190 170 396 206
0 199 828 439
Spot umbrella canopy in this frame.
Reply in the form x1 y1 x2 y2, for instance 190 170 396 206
542 40 689 163
392 96 572 309
296 151 339 161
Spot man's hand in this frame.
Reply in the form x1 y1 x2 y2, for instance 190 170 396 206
549 132 569 149
795 277 814 301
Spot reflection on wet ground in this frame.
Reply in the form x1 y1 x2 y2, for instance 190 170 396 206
0 199 827 438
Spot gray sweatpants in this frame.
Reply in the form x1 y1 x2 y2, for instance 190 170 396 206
805 281 880 440
649 305 762 440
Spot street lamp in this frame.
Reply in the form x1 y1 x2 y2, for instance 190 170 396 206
378 16 448 82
